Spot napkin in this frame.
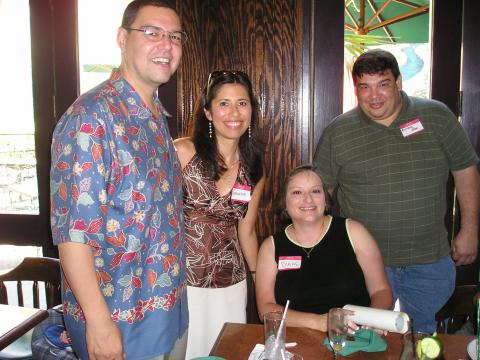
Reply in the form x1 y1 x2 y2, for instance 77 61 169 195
248 344 296 360
323 328 387 356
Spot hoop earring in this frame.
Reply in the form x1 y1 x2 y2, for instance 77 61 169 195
209 121 212 139
248 124 251 138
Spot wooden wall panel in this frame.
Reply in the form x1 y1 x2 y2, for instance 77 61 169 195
431 0 462 114
461 0 480 155
176 0 308 239
457 0 480 285
311 0 344 153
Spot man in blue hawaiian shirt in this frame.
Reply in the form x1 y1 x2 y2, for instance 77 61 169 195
50 1 188 359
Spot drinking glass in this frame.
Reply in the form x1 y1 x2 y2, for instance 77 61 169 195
264 311 286 359
400 331 429 360
328 308 349 359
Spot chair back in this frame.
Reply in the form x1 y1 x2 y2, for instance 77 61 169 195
435 284 477 334
0 257 61 309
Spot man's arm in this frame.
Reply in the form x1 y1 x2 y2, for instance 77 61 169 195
451 165 480 265
59 243 124 360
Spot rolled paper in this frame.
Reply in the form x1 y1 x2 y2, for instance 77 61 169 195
343 305 410 334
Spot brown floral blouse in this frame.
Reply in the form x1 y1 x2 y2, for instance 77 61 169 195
182 154 252 288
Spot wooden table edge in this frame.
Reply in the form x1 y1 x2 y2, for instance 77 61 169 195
209 322 229 355
0 308 49 350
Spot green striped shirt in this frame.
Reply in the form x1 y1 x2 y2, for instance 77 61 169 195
314 91 479 266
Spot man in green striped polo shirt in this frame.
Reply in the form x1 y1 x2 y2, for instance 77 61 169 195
314 49 479 333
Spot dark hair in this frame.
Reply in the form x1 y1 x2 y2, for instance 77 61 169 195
275 164 332 223
121 0 177 29
352 49 400 84
190 71 264 184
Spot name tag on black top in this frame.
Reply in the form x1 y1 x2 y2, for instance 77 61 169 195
278 256 301 271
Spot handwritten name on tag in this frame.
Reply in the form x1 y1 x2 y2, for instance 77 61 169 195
399 118 424 137
231 184 251 203
278 256 302 271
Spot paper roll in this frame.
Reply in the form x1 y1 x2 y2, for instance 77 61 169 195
343 305 410 333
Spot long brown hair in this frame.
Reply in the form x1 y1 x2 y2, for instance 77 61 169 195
190 70 264 184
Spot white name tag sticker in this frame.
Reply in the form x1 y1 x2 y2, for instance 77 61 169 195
278 256 302 271
231 184 251 203
399 118 424 137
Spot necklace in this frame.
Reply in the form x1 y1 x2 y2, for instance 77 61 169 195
287 217 328 259
300 245 316 259
226 159 239 169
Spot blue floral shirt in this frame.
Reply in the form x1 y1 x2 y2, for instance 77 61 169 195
50 69 188 360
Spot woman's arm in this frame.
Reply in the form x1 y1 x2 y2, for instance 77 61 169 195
347 219 393 310
59 243 124 359
255 236 328 331
173 137 195 170
238 176 265 274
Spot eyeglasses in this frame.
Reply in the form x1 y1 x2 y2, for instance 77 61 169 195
206 70 250 98
124 25 188 45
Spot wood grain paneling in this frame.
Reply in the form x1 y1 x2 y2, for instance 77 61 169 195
311 0 344 153
461 0 480 155
456 0 480 285
176 0 309 239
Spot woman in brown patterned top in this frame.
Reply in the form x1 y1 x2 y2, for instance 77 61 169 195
174 70 265 358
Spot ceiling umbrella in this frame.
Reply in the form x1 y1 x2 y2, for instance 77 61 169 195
345 0 430 44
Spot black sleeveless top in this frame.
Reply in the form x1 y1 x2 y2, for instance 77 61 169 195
274 216 371 314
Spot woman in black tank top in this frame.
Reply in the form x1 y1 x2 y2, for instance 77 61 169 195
255 165 392 332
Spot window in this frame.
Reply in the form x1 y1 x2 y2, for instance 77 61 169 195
78 0 132 93
0 0 38 214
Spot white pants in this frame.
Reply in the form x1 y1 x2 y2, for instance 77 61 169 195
185 280 247 359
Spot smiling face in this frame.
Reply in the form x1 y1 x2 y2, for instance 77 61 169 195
204 83 252 142
354 70 403 127
117 5 182 96
285 170 327 224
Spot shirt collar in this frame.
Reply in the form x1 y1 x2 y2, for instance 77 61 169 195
109 68 170 118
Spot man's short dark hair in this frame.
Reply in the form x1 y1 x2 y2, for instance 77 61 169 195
121 0 177 29
352 49 401 84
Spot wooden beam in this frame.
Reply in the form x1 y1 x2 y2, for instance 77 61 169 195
366 6 429 32
345 7 360 29
364 0 393 28
366 0 394 43
344 23 357 32
393 0 423 9
359 0 365 29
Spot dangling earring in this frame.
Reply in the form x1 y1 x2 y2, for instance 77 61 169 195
248 124 251 138
209 121 212 139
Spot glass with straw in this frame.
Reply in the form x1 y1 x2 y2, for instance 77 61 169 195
264 300 289 360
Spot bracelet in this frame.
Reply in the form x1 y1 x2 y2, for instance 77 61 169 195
250 271 256 274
